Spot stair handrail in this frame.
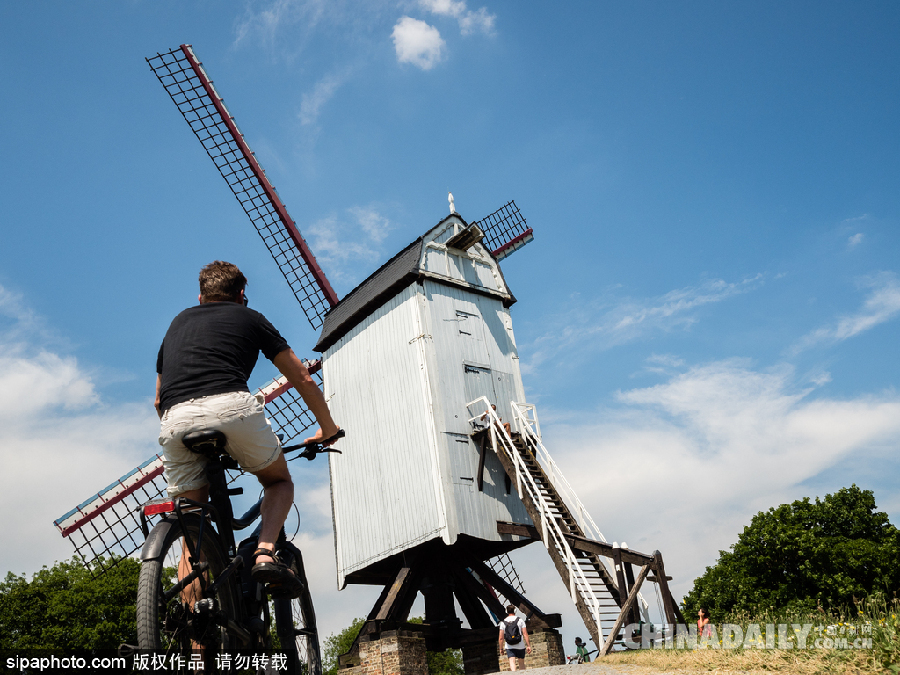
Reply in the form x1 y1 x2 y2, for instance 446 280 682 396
466 397 606 643
511 402 606 544
509 402 652 623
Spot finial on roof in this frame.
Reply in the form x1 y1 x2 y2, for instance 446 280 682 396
448 191 456 214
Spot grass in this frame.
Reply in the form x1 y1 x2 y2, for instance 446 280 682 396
596 594 900 674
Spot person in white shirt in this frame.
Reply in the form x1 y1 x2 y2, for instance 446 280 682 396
498 605 531 670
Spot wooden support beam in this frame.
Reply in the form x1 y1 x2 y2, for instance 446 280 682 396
599 563 651 657
373 561 422 621
466 557 555 628
564 533 656 568
451 564 507 620
653 551 684 624
449 566 496 630
476 431 487 492
497 521 539 539
611 546 630 623
623 557 639 626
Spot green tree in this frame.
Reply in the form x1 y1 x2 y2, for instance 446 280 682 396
424 647 464 675
322 616 365 675
408 618 465 675
0 557 140 650
683 486 900 621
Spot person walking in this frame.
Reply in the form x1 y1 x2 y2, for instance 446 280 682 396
498 605 531 671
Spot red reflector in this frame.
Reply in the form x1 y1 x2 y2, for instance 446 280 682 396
144 501 175 516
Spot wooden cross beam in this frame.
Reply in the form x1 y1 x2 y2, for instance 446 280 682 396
599 563 651 657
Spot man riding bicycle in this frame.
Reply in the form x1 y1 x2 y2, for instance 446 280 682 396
155 260 339 595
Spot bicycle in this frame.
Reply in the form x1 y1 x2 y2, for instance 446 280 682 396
135 428 344 673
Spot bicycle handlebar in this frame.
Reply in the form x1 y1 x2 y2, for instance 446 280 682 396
282 428 345 461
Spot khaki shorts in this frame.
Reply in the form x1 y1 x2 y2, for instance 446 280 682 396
159 390 282 497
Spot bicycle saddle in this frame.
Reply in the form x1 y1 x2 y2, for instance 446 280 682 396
182 429 227 455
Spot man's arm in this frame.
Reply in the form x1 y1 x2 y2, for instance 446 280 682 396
523 624 532 654
272 348 340 442
498 627 505 650
155 374 162 419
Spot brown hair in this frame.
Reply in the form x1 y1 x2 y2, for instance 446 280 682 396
199 261 247 302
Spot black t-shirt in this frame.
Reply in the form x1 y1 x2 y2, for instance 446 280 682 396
156 302 289 413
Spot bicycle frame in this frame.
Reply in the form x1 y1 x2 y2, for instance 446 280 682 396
137 433 337 672
139 451 271 646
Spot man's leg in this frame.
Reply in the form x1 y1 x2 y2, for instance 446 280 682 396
251 453 294 563
175 485 210 604
508 657 517 671
172 485 210 652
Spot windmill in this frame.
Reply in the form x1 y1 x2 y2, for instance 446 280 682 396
54 44 683 669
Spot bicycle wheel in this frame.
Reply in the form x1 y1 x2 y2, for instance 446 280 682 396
273 545 321 675
136 513 238 663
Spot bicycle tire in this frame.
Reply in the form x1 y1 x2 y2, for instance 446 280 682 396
136 513 239 664
273 544 322 675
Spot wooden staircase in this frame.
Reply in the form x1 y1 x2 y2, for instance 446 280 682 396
492 432 620 647
470 399 674 651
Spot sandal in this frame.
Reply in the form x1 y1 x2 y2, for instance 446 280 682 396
251 547 303 598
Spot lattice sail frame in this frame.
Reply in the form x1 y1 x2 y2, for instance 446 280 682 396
146 45 337 330
471 200 534 261
53 367 322 577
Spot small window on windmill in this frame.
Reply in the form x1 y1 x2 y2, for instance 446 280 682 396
425 245 447 276
456 310 474 335
461 257 482 287
474 260 497 290
448 253 463 281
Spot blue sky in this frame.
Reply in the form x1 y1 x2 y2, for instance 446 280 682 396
2 0 899 650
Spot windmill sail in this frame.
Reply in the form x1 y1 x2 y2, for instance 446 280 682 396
146 45 337 330
54 366 322 576
471 200 534 261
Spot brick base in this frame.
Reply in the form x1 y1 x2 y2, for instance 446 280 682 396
498 629 564 671
461 639 501 675
341 631 429 675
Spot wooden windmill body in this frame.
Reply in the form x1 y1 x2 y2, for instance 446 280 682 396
315 214 533 589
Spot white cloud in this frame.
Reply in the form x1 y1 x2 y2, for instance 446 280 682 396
0 350 99 420
848 232 864 248
308 205 395 284
299 72 347 127
793 272 900 352
523 275 763 373
0 287 160 579
234 0 328 50
419 0 496 35
524 359 900 623
643 353 686 374
348 205 391 244
392 17 445 70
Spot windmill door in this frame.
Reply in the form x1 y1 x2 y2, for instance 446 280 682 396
464 364 497 421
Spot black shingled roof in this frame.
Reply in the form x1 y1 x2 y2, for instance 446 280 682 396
314 236 424 352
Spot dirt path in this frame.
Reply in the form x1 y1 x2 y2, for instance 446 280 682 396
512 664 654 675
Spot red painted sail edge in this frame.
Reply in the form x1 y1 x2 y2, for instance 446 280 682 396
492 228 534 258
261 359 320 403
179 44 338 307
59 463 165 538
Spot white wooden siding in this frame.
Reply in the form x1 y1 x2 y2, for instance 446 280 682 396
419 278 532 540
324 285 448 588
